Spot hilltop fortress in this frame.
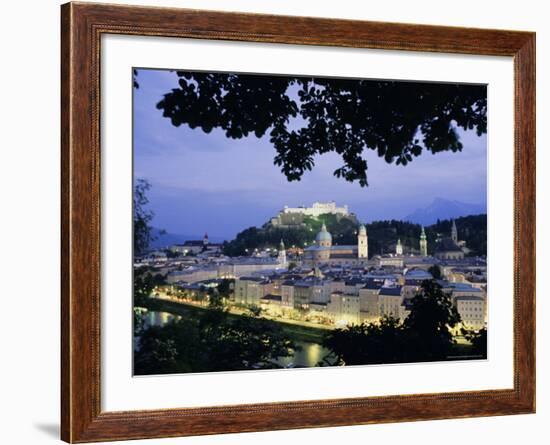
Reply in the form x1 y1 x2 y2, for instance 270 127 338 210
270 201 355 228
283 201 349 217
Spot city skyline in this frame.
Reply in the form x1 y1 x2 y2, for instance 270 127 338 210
134 68 487 240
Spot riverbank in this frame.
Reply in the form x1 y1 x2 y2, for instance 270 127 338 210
137 297 480 367
140 297 328 344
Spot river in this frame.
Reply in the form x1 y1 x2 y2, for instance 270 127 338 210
141 310 181 328
142 310 331 369
275 342 331 368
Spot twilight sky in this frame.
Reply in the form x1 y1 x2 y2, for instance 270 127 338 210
133 68 487 241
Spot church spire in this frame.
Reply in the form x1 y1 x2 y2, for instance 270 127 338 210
420 226 428 256
357 224 368 259
396 238 403 255
278 239 287 266
451 219 458 243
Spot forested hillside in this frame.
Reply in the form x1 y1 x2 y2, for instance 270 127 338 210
222 213 487 257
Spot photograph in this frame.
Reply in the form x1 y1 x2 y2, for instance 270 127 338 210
132 68 488 375
1 0 542 443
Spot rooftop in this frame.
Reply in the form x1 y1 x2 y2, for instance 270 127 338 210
362 281 383 290
379 286 403 296
405 269 433 280
455 296 484 302
261 294 282 302
435 238 463 253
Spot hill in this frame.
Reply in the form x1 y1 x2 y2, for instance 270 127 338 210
427 214 487 256
405 198 486 225
222 213 358 256
222 213 487 258
149 228 223 249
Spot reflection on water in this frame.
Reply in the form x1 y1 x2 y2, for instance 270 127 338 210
143 310 181 328
276 342 331 368
139 310 330 369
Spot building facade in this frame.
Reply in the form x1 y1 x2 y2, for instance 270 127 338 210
302 223 369 267
282 201 349 217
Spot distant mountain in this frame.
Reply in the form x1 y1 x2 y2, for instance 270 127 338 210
404 198 486 225
149 228 224 249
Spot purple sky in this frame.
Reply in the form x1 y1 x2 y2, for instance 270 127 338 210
133 68 487 241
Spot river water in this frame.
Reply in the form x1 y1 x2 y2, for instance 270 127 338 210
141 310 181 328
142 310 330 368
275 342 331 368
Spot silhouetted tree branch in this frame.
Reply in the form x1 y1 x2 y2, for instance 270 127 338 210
322 280 463 365
155 71 486 186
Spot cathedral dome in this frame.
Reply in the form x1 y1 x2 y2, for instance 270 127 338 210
315 223 332 243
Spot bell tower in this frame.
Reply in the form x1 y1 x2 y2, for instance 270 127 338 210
420 226 428 256
278 239 287 266
451 219 458 244
396 238 403 255
357 225 368 259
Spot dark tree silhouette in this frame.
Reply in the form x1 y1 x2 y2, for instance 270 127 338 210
134 307 295 374
323 316 407 366
134 268 166 307
403 280 462 361
134 327 178 374
155 71 486 186
463 327 487 358
322 280 462 365
428 265 442 279
134 178 154 255
216 278 234 298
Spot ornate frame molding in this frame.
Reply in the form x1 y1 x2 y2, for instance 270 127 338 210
61 2 535 442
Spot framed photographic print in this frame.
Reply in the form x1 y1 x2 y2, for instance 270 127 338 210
61 2 535 443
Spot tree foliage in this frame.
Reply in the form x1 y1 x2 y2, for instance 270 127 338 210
134 178 155 255
216 278 234 298
222 213 359 256
323 316 406 366
366 219 425 255
322 280 462 365
134 306 295 374
463 327 487 359
156 71 486 187
134 267 166 307
429 214 487 256
403 280 461 361
428 265 442 279
222 214 487 257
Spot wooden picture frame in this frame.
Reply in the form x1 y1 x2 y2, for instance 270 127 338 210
61 2 535 442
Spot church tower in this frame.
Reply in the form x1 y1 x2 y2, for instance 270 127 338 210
420 226 428 256
203 232 209 247
396 238 403 255
278 239 287 266
451 219 458 244
357 224 368 259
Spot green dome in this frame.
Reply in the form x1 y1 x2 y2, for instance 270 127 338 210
315 223 332 243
